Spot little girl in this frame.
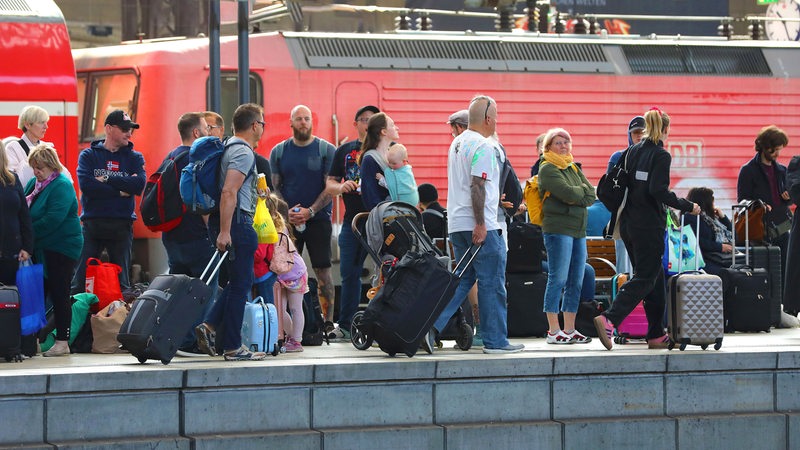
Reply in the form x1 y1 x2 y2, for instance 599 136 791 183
255 195 307 352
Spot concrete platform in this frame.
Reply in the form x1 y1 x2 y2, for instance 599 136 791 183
2 329 800 449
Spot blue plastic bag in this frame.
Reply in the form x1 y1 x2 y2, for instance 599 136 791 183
17 260 46 335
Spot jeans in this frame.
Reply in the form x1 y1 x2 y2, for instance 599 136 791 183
163 236 215 278
615 239 630 274
541 260 595 302
605 224 666 340
70 224 133 294
254 273 277 304
337 223 367 330
542 233 586 314
434 229 509 349
204 213 257 352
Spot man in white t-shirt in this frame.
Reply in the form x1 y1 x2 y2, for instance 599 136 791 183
425 95 524 355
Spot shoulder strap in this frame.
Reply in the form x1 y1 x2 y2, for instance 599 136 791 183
17 139 30 156
362 149 388 172
422 208 445 220
272 138 292 175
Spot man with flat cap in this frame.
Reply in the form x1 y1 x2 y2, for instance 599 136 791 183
71 110 146 294
447 109 469 138
325 104 379 340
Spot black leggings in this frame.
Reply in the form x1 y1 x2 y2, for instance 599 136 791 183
44 251 77 341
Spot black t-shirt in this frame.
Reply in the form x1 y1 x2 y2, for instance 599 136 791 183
421 202 447 241
329 140 367 225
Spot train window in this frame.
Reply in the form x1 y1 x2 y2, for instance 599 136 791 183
78 70 139 142
206 72 263 136
76 74 87 138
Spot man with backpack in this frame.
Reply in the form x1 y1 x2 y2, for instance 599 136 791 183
70 110 146 294
269 105 338 337
194 103 265 361
159 113 214 277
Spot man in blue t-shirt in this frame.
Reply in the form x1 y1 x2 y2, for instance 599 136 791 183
270 104 337 327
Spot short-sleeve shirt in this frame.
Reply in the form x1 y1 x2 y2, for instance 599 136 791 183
221 137 256 213
270 137 335 222
447 130 500 233
329 140 366 224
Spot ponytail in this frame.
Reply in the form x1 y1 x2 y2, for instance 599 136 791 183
643 107 670 144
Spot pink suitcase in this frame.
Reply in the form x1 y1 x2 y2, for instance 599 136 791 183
611 273 648 343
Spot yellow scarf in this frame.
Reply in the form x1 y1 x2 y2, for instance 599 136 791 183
542 150 574 170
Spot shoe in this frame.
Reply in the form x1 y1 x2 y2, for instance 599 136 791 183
223 345 267 361
327 325 350 341
546 330 574 345
43 340 70 357
284 338 304 353
421 329 436 354
194 323 217 357
566 330 592 344
647 334 672 350
175 348 209 357
593 315 615 350
482 343 525 354
323 321 335 335
472 324 483 347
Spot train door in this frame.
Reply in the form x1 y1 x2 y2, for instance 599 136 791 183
207 72 263 140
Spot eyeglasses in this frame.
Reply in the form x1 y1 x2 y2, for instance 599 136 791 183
113 125 133 134
484 99 492 121
206 125 221 131
552 139 571 147
255 120 266 128
356 117 371 123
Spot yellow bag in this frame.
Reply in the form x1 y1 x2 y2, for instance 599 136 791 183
253 197 279 244
524 175 549 226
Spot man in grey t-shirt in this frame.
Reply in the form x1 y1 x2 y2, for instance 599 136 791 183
194 103 264 361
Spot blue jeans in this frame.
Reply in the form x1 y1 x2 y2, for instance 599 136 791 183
541 260 595 302
254 273 277 304
204 213 257 351
434 230 509 349
338 223 367 330
163 236 215 277
70 223 133 294
542 233 586 314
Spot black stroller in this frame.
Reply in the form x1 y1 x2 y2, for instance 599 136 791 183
350 201 474 356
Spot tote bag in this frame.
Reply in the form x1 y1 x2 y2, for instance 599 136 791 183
85 258 123 312
17 260 46 335
663 213 705 275
253 197 279 244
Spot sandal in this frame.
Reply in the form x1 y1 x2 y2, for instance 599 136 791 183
194 323 217 357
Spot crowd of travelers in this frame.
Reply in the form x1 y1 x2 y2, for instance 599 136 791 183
0 99 794 361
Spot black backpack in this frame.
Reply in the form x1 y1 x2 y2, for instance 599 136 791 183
140 149 189 232
301 278 328 346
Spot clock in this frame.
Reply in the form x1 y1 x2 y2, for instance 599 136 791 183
766 0 800 41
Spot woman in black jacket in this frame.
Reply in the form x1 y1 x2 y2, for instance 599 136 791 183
594 108 700 350
0 141 33 284
684 187 734 276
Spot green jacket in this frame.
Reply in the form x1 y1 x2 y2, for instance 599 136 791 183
25 174 83 264
537 162 596 238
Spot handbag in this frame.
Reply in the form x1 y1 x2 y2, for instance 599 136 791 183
16 260 46 335
663 213 705 275
733 199 767 245
85 258 123 312
253 197 279 244
90 300 129 353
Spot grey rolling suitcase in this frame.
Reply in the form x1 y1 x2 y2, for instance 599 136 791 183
667 215 724 351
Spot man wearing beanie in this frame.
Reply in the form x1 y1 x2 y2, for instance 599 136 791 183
418 183 446 240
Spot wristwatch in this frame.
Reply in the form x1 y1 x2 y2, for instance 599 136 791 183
308 207 315 218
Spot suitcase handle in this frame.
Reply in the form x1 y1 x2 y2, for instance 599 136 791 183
731 203 750 267
676 213 702 275
200 250 228 286
453 244 482 279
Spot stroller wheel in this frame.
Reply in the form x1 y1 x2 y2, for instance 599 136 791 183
455 323 473 351
350 311 374 351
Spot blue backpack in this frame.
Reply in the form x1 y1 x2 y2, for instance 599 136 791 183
180 136 231 214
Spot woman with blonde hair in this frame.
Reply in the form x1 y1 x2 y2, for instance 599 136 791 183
594 108 700 350
0 140 33 284
537 128 596 344
25 144 83 356
5 106 51 186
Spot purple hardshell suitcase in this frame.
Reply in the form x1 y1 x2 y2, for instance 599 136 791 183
667 214 724 351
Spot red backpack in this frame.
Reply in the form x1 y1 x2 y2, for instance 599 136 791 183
140 149 189 232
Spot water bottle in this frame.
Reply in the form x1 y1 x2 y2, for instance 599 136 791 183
294 207 306 232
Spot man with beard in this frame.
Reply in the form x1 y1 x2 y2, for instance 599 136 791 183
270 105 337 332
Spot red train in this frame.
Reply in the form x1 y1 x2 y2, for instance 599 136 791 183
7 12 800 274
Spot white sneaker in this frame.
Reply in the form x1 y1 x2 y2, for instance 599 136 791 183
482 343 524 354
546 330 574 345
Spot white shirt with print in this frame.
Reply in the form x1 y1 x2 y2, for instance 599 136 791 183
447 129 500 233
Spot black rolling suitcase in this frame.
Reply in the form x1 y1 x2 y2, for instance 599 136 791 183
360 245 480 357
506 272 548 337
117 251 226 364
0 285 23 362
739 244 782 327
506 220 544 273
719 205 771 333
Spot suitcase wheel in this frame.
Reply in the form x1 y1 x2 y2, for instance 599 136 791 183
614 336 629 345
137 356 148 364
161 359 170 365
679 342 687 351
271 343 280 356
701 344 708 350
388 352 396 357
714 339 722 351
667 340 675 351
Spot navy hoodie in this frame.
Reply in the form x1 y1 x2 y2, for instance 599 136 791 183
77 139 146 220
